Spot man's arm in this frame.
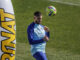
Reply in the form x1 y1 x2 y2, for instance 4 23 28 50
44 26 50 42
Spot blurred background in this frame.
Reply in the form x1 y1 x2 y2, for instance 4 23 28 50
12 0 80 60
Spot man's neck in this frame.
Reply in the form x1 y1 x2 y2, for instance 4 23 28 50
34 21 40 24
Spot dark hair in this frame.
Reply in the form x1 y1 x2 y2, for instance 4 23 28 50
34 11 42 17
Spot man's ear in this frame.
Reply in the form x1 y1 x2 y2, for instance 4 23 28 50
34 16 37 20
34 16 35 19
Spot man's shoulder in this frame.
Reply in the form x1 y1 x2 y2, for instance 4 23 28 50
27 22 35 30
40 24 44 28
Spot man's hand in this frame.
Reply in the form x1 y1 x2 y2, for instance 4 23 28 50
43 35 49 42
44 26 49 32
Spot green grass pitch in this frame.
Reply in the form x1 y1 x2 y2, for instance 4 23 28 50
12 0 80 60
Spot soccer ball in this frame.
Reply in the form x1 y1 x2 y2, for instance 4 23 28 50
46 6 57 16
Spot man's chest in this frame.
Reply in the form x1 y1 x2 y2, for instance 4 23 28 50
34 25 45 37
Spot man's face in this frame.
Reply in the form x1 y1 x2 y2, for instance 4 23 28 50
34 15 42 24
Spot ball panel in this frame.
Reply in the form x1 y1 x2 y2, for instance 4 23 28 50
46 6 57 16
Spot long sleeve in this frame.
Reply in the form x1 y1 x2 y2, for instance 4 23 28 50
45 32 50 38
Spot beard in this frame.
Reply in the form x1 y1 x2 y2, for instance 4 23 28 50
35 20 41 24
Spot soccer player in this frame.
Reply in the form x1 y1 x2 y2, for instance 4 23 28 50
27 11 50 60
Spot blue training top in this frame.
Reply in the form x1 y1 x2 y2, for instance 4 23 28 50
27 22 50 55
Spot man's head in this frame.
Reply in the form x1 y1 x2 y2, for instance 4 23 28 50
34 11 42 24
